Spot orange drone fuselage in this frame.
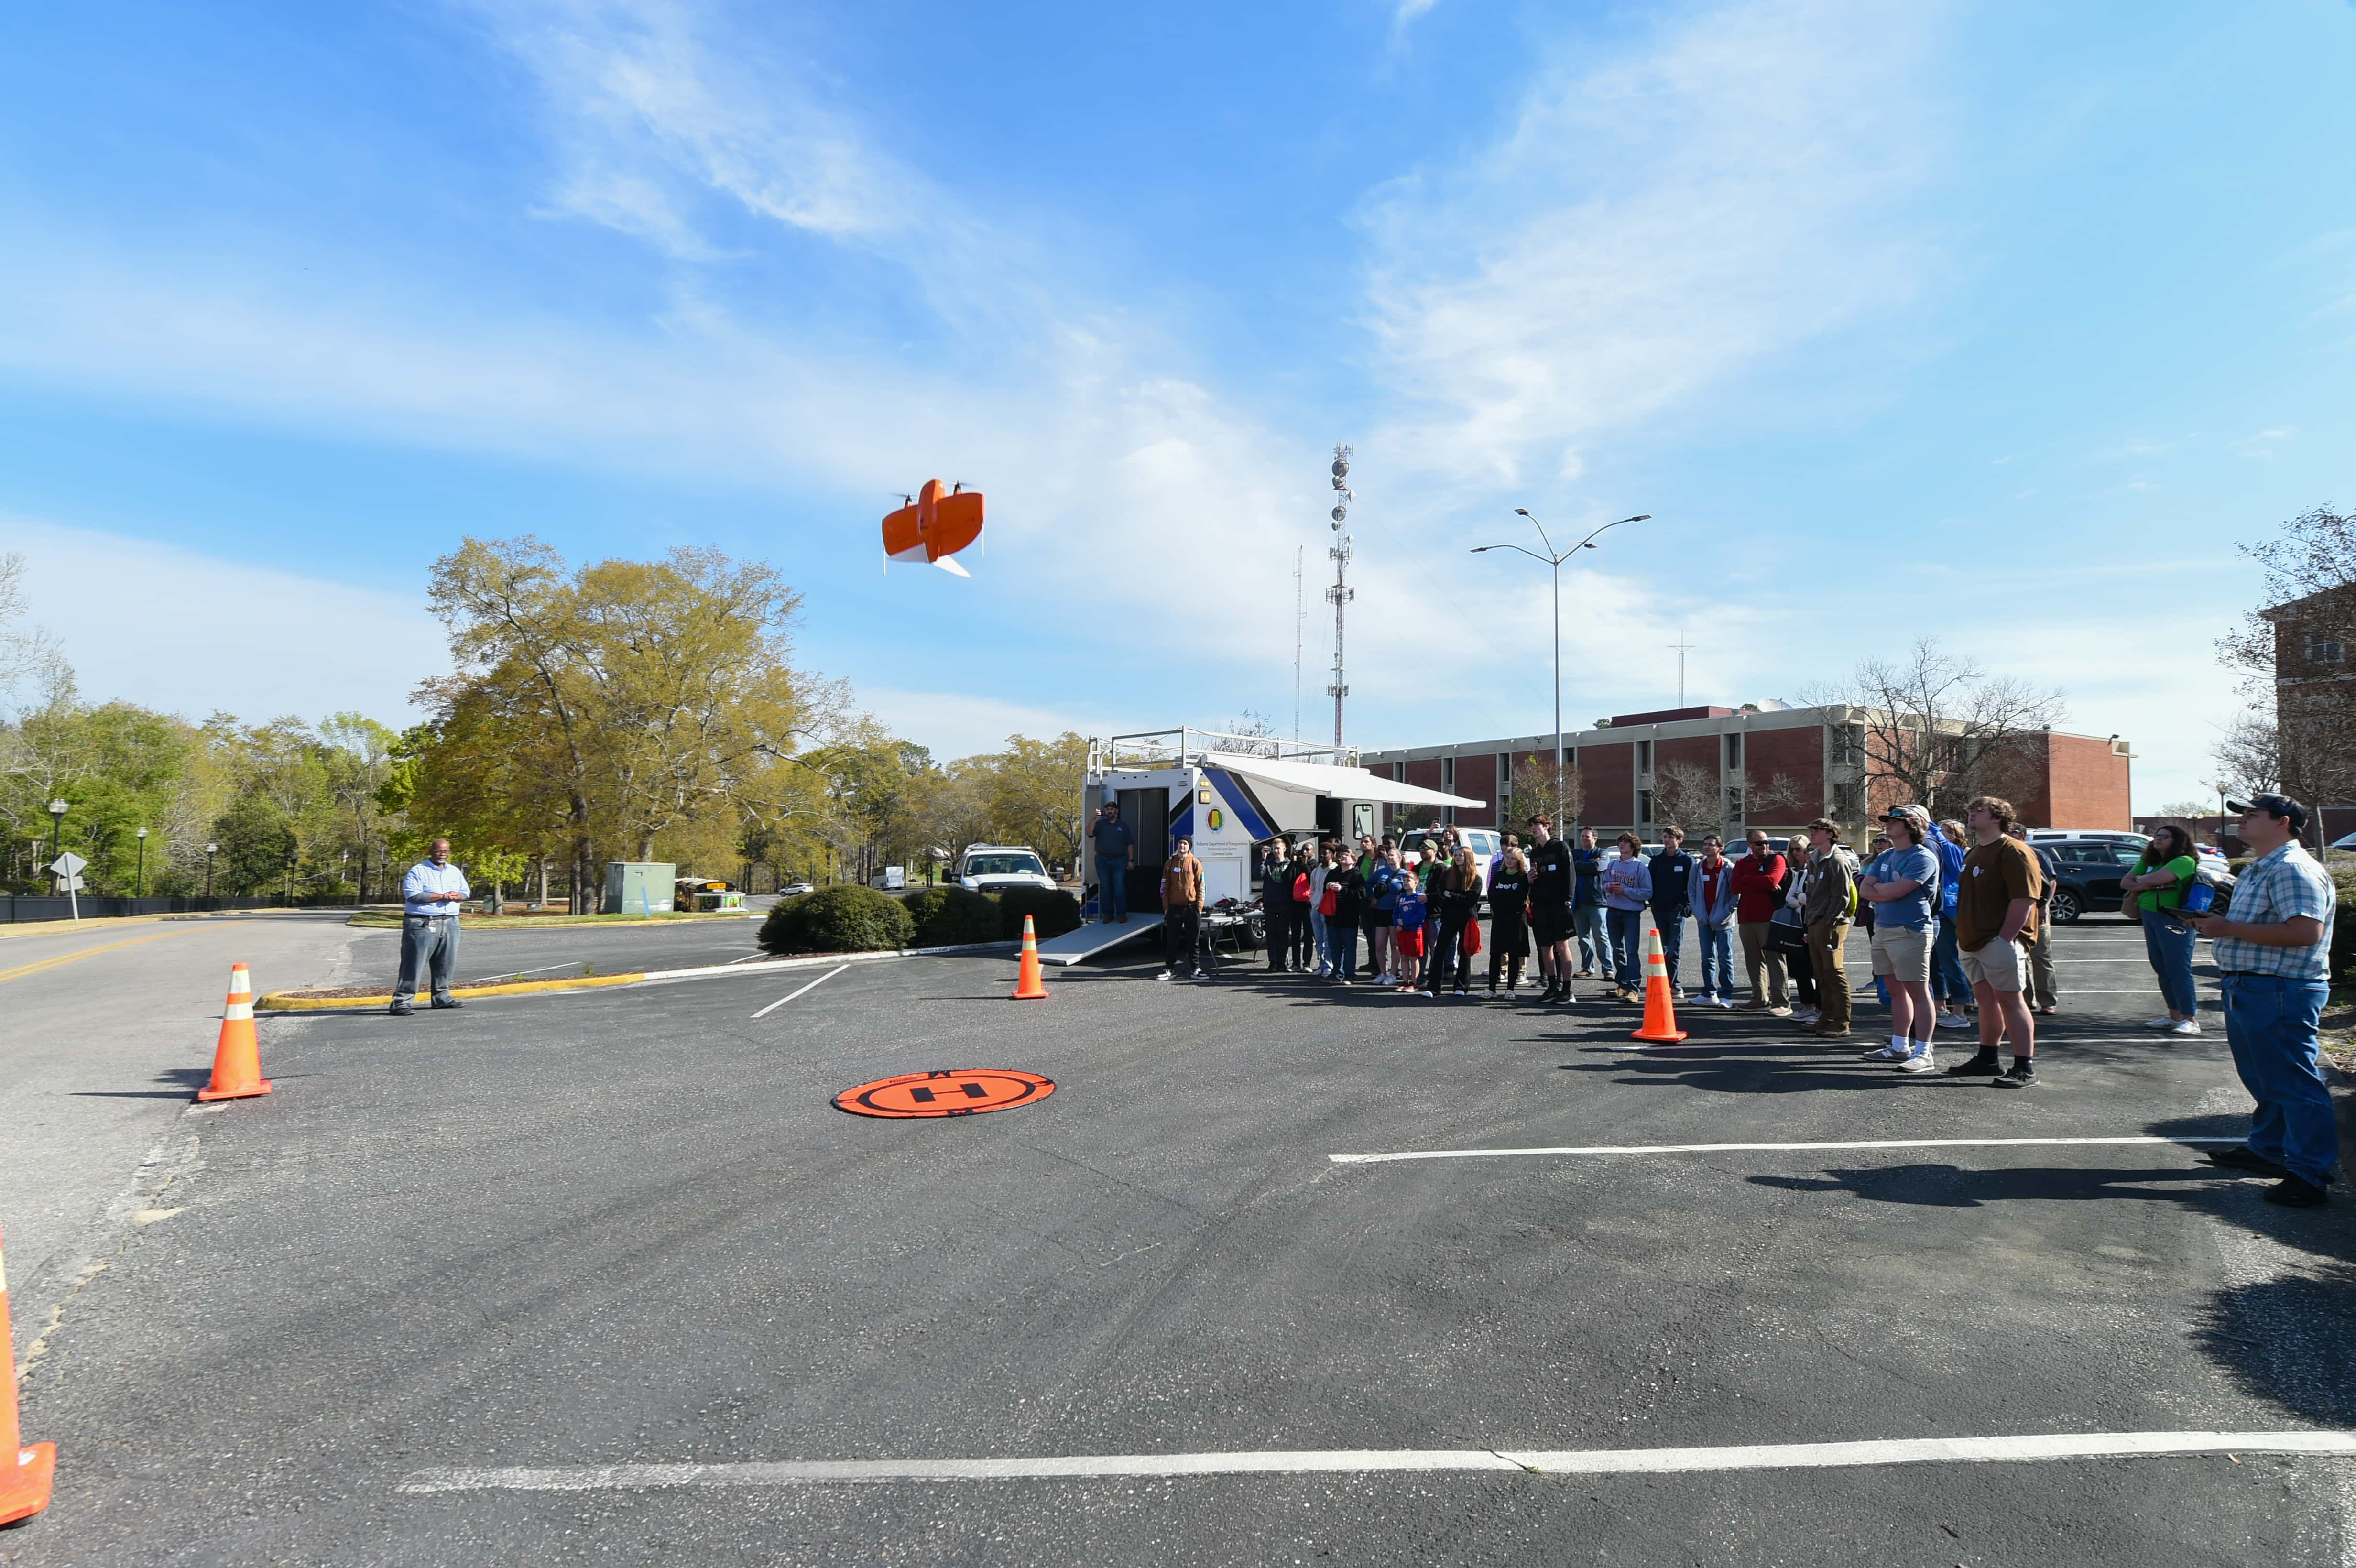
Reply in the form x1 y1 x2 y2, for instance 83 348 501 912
882 479 984 577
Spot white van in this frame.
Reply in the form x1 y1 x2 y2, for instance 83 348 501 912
1398 827 1504 884
955 846 1056 893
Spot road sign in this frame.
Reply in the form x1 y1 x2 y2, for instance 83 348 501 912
53 876 84 893
48 852 85 879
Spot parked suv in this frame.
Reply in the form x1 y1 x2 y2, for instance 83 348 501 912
955 845 1056 894
2040 839 2143 924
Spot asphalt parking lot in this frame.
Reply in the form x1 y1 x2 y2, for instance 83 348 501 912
334 912 771 990
6 921 2352 1564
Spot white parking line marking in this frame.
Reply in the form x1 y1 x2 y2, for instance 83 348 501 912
751 965 849 1019
724 952 770 965
1327 1134 2240 1166
398 1429 2356 1492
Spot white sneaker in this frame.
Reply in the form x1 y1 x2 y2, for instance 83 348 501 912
2169 1019 2203 1036
1155 970 1174 982
1791 1007 1820 1024
1861 1043 1909 1061
1936 1012 1971 1030
1898 1053 1938 1074
2142 1016 2176 1031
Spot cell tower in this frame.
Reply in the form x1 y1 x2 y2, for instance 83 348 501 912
1293 545 1304 740
1326 445 1354 747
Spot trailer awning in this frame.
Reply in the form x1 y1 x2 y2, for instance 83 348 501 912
1201 751 1485 810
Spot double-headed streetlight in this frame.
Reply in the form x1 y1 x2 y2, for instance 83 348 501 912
1471 511 1650 830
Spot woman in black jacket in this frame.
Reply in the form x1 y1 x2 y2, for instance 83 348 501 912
1485 840 1532 996
1260 838 1294 971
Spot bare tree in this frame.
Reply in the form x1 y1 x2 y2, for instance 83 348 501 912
2216 506 2356 815
1738 770 1814 825
1832 640 2066 820
2212 713 2280 798
1500 751 1583 829
1651 761 1722 836
1212 709 1283 758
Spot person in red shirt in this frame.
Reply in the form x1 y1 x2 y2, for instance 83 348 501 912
1729 828 1790 1012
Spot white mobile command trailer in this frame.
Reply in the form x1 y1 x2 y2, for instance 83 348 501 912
1036 726 1485 967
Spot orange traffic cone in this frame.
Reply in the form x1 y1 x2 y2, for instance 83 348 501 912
1012 915 1049 1001
0 1220 56 1527
1628 925 1688 1045
196 962 272 1101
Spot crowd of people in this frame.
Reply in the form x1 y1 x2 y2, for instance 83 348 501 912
1109 792 2340 1209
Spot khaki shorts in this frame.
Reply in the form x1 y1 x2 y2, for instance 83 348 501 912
1959 937 2026 993
1869 924 1931 982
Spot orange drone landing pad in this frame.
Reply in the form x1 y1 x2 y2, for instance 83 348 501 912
834 1069 1056 1119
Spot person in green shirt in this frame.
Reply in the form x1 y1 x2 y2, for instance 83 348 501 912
2119 824 2202 1035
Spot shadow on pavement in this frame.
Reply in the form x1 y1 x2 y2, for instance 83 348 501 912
69 1065 213 1099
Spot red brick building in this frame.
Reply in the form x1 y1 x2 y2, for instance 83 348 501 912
1362 704 2132 841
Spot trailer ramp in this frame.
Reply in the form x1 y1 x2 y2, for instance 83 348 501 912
1034 915 1163 967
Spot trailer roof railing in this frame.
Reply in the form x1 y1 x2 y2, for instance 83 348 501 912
1091 728 1359 773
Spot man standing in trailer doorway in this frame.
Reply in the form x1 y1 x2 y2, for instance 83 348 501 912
1092 799 1134 925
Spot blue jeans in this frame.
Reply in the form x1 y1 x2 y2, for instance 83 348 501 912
1931 915 1971 1007
1309 909 1331 972
1653 907 1688 988
2139 908 2198 1017
1329 922 1358 980
1100 861 1128 921
2220 973 2336 1186
1606 907 1645 991
1696 921 1733 1000
394 914 459 1004
1574 904 1608 973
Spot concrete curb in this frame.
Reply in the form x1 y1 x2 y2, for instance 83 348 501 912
255 938 1025 1012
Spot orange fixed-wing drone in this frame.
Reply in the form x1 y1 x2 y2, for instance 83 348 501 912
881 479 983 577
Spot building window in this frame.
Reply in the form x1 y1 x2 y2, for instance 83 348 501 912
1727 786 1745 821
1725 732 1742 771
1636 740 1651 773
2311 632 2345 665
1498 752 1512 792
1832 724 1864 766
1394 762 1406 781
1637 789 1654 824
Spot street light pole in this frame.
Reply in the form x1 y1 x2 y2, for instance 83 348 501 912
136 827 148 897
205 842 218 901
47 798 66 870
1471 513 1650 829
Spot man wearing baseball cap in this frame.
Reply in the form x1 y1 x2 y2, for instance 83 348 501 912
2181 794 2338 1207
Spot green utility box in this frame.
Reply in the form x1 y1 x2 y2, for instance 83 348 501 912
602 861 676 916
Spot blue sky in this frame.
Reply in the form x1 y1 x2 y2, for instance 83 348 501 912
1 0 2351 811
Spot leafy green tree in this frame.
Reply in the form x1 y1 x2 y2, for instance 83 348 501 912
211 795 298 895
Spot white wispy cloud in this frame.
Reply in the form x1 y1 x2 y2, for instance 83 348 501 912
0 516 448 725
1358 0 1949 488
2227 425 2297 459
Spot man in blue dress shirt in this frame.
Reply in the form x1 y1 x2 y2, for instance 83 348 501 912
393 838 471 1016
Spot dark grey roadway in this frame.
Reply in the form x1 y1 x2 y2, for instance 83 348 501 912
5 923 2351 1564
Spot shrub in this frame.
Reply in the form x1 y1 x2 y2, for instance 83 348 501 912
899 886 1003 948
994 885 1081 942
758 885 914 955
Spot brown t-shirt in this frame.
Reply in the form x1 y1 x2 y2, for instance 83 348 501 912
1955 836 2043 951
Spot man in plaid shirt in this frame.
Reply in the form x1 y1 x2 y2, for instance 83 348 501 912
2181 794 2339 1208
